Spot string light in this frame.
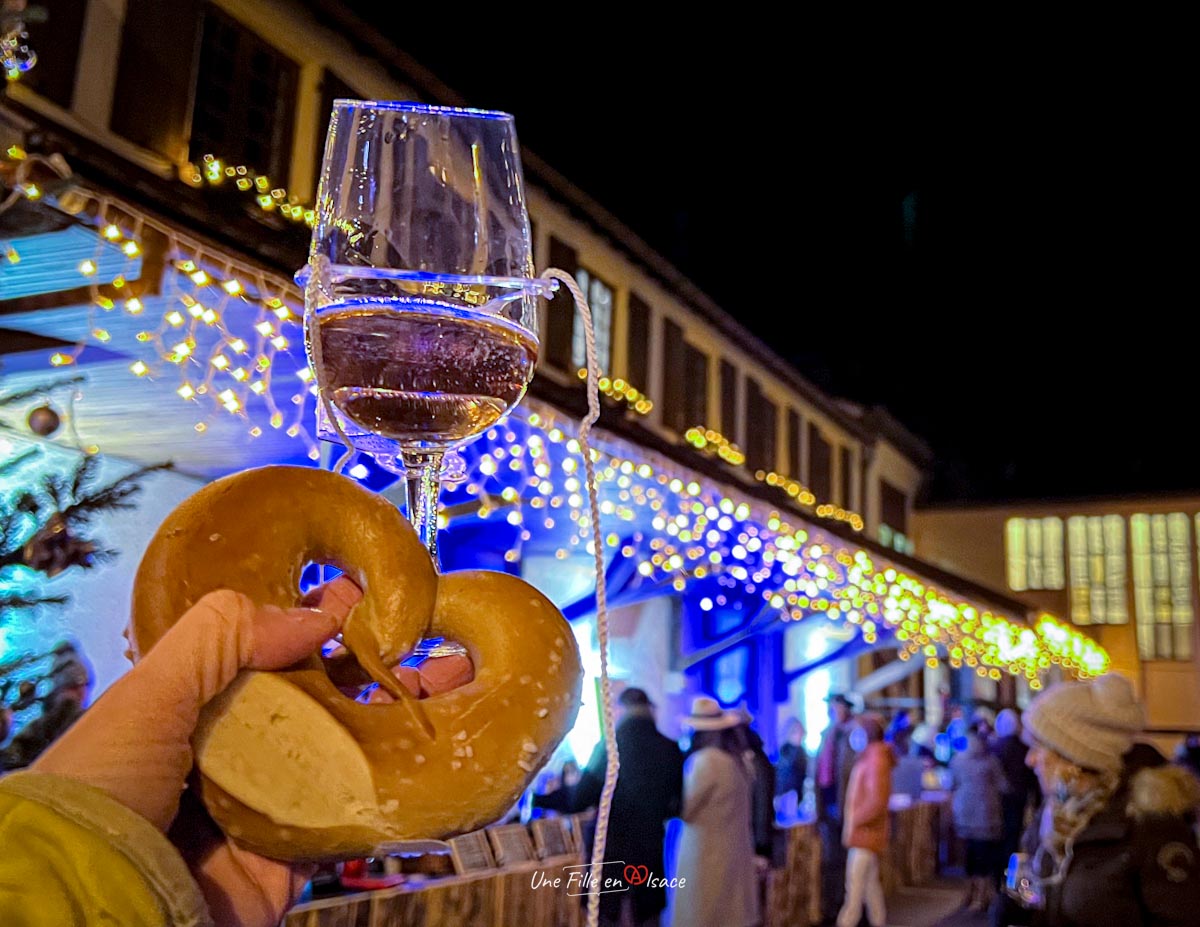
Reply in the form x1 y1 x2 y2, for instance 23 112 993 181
29 184 320 459
441 401 1104 684
27 178 1101 684
576 368 652 414
180 154 316 228
685 426 746 465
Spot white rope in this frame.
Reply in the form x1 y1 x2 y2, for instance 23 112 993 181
541 268 616 927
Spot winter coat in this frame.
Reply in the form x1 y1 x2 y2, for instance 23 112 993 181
993 733 1040 808
815 721 856 822
775 741 807 796
746 742 778 859
0 770 212 925
892 752 927 799
951 748 1007 841
842 741 896 855
536 712 683 920
996 761 1200 927
673 747 760 927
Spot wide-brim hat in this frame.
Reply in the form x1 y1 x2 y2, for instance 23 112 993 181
683 695 741 731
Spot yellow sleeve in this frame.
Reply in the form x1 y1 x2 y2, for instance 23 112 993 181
0 771 212 927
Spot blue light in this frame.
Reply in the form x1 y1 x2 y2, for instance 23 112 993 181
0 226 141 299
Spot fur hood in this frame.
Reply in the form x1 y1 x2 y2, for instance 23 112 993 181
1127 763 1200 819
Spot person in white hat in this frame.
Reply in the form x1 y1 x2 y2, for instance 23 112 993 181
994 673 1200 926
671 696 760 927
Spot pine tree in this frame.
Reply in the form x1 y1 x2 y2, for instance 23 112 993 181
0 380 172 617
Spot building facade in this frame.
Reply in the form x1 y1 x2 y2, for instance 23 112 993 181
913 496 1200 742
1 0 1103 760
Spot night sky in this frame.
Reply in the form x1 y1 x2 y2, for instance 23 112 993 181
335 12 1193 503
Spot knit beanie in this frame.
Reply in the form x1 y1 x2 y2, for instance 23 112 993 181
1022 674 1145 774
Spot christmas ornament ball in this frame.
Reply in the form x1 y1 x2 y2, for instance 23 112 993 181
27 404 61 437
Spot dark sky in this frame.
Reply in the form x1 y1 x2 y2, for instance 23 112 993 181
336 12 1193 503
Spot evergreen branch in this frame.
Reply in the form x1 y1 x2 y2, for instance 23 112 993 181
70 454 98 502
0 376 86 408
0 593 69 615
61 461 174 527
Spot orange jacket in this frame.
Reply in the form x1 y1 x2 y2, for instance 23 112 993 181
841 741 895 854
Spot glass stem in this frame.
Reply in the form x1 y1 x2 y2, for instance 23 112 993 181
401 450 444 571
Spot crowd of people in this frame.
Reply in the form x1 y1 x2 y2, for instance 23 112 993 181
4 634 1199 927
533 676 1200 927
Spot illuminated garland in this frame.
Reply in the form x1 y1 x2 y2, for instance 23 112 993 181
7 172 1107 684
180 154 316 228
685 426 746 466
169 154 871 536
575 367 652 415
27 183 319 458
0 3 36 83
448 400 1108 684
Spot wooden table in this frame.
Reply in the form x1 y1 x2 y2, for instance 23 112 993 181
285 855 581 927
287 797 952 927
763 820 820 927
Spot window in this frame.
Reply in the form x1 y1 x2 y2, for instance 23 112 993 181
1131 514 1193 660
787 410 802 478
878 525 915 556
745 379 777 474
713 646 749 706
313 70 355 181
1067 515 1127 625
22 0 87 107
683 343 708 428
720 360 739 442
809 425 832 501
190 5 298 182
839 445 855 509
571 268 613 372
626 293 651 391
544 237 577 370
880 481 913 554
111 0 204 159
661 319 686 432
1005 517 1065 592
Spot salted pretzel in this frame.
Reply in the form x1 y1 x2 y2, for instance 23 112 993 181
130 465 583 860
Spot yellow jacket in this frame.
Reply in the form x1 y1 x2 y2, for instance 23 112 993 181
0 770 212 926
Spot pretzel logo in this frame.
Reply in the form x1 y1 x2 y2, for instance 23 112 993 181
623 865 650 886
131 466 583 860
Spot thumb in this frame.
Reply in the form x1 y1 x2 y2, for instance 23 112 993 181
248 576 361 670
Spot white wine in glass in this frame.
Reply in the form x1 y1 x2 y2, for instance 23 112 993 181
300 102 549 565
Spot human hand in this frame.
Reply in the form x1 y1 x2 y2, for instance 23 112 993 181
34 577 362 925
34 575 476 926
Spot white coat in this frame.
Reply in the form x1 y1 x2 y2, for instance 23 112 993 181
671 747 760 927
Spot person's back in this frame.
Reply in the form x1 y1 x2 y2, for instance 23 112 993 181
775 717 807 799
534 691 682 925
603 713 683 860
950 748 1004 839
675 737 760 927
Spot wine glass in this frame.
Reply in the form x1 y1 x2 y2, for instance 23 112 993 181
298 101 553 566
